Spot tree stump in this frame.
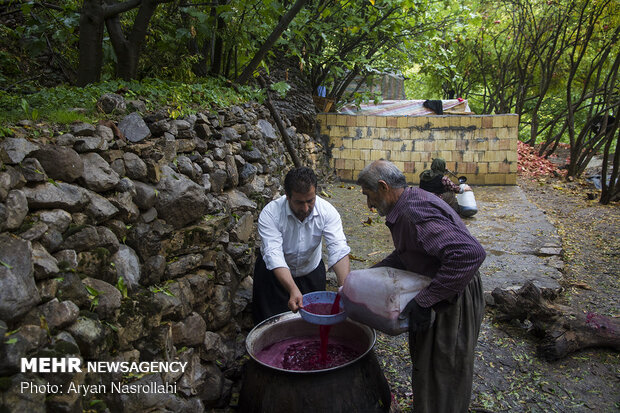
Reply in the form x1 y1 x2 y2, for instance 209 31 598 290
491 281 620 360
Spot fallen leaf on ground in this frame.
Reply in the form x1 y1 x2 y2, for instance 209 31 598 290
567 281 592 290
368 251 385 256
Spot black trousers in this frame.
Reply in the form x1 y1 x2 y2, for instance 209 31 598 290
251 253 326 325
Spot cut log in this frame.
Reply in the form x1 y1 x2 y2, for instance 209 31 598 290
491 281 620 360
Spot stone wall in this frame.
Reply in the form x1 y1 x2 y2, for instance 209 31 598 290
317 113 519 185
0 102 325 412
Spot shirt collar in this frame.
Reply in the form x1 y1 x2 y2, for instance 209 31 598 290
386 187 410 225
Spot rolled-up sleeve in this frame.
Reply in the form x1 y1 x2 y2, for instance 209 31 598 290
442 176 461 193
258 205 289 271
322 204 351 270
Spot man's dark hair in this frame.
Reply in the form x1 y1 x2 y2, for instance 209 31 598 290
284 167 317 195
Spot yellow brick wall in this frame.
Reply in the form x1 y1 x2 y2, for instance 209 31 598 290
317 114 518 185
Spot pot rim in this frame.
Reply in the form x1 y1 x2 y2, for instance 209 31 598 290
246 311 376 374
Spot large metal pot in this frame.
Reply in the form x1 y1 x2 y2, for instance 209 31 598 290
239 312 391 412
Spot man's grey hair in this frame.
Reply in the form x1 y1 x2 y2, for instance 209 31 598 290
357 160 407 191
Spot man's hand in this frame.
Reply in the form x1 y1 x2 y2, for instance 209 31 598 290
288 288 304 313
401 298 433 331
272 267 304 313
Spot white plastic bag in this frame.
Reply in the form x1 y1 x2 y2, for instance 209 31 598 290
456 184 478 217
341 267 432 335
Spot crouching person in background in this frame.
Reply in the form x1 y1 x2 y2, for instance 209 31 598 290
419 158 471 215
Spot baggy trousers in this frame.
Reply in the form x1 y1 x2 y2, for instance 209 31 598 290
408 272 485 413
439 191 461 216
251 253 326 325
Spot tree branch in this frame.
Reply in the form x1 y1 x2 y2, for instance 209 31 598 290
0 1 62 11
103 0 142 18
236 0 309 84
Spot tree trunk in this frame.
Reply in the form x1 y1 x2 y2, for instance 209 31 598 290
189 39 209 78
181 9 208 77
491 282 620 360
105 0 164 81
236 0 309 85
257 75 302 168
114 42 140 82
209 2 226 76
600 118 620 204
77 0 105 86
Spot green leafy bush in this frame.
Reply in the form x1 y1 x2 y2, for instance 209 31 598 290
0 78 263 124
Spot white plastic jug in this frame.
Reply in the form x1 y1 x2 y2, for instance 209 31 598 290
341 267 432 335
457 183 478 217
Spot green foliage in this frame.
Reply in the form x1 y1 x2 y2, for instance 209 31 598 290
0 0 615 197
132 0 289 80
4 327 19 346
20 99 39 121
270 81 291 98
116 276 128 299
85 285 101 312
0 78 261 124
410 0 619 118
284 0 442 104
46 110 90 125
0 126 14 138
2 0 438 108
149 284 175 297
1 1 80 90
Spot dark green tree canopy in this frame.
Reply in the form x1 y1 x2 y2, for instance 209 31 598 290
1 0 618 201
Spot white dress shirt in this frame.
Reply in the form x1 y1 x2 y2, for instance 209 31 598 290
258 195 351 277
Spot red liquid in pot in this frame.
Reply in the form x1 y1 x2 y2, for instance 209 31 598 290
255 295 357 371
304 302 339 314
255 336 361 371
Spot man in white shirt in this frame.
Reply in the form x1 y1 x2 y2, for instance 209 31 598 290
252 167 351 324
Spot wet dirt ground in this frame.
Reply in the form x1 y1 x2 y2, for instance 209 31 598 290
322 178 619 413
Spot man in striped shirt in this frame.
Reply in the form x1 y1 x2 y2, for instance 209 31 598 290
357 160 486 413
